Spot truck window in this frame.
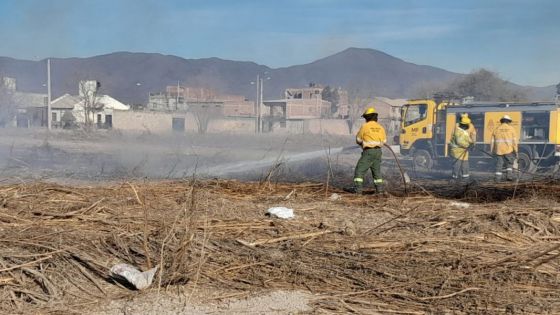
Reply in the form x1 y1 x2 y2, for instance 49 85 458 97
404 104 427 126
522 112 549 141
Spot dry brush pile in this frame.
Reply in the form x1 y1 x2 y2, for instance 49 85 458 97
0 179 559 314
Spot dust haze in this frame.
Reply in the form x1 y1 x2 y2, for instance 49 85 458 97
0 128 358 185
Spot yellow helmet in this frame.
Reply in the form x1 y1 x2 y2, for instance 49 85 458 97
362 107 376 117
460 114 471 125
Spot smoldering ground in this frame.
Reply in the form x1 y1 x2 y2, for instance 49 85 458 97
0 128 359 185
1 128 541 190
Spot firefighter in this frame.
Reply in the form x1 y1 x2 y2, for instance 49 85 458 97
352 107 387 194
491 115 518 181
461 113 477 143
449 115 474 181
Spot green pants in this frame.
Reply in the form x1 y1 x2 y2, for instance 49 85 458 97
354 148 382 192
495 153 515 181
452 158 469 180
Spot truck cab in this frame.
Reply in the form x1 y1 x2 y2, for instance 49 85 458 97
399 99 446 169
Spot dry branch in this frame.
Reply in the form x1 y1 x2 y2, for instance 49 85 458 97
0 179 559 314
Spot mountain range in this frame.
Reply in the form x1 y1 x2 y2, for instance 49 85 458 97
0 48 556 104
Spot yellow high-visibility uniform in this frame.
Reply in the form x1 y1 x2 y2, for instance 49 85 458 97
356 121 387 149
491 123 518 155
449 126 472 161
354 120 387 193
467 124 477 142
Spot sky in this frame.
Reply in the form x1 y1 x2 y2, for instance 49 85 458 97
0 0 558 87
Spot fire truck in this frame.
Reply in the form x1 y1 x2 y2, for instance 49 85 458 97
399 99 560 172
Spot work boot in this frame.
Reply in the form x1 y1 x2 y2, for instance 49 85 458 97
506 170 514 181
350 178 364 195
494 172 502 183
374 184 384 194
343 186 363 194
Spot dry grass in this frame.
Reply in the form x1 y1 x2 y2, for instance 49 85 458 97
0 179 559 314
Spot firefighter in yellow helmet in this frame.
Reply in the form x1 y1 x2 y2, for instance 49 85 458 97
460 113 477 143
351 107 387 194
449 114 475 181
491 115 518 181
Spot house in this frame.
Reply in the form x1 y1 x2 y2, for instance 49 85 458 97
79 94 129 128
220 94 255 117
50 94 79 128
262 86 331 132
0 76 48 127
147 85 255 117
13 92 48 128
51 92 129 128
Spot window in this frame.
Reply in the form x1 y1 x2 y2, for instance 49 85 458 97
522 112 549 141
172 117 185 132
52 112 57 122
404 104 427 126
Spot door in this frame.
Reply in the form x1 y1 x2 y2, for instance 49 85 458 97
400 103 431 150
105 114 113 129
172 117 185 132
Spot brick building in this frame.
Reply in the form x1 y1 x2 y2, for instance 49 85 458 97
147 85 254 117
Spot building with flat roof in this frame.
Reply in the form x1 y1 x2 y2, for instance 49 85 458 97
262 86 332 132
147 85 255 117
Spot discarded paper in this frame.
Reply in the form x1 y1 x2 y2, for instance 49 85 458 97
449 201 470 209
110 263 158 290
329 193 341 201
266 207 294 219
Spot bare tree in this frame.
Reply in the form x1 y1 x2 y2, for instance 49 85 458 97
411 81 448 100
78 80 104 127
0 80 16 127
346 96 370 132
61 110 77 129
189 103 223 134
443 69 526 102
321 85 340 116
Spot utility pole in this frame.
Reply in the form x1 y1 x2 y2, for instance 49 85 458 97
259 76 264 133
255 74 260 133
47 59 52 130
176 80 180 110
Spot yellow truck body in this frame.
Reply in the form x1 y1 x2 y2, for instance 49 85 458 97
399 100 560 171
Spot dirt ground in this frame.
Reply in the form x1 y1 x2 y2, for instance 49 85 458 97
1 129 559 314
95 289 316 315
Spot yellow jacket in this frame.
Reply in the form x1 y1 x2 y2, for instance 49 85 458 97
456 123 477 142
467 124 477 142
491 123 518 155
449 126 473 161
356 121 387 149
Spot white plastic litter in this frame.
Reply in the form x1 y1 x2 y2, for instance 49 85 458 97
449 201 470 209
266 207 294 219
110 263 158 290
329 193 341 201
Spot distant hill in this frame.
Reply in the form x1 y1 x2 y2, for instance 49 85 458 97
0 48 556 104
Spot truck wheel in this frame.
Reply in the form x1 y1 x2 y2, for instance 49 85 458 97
517 152 537 174
413 149 433 170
